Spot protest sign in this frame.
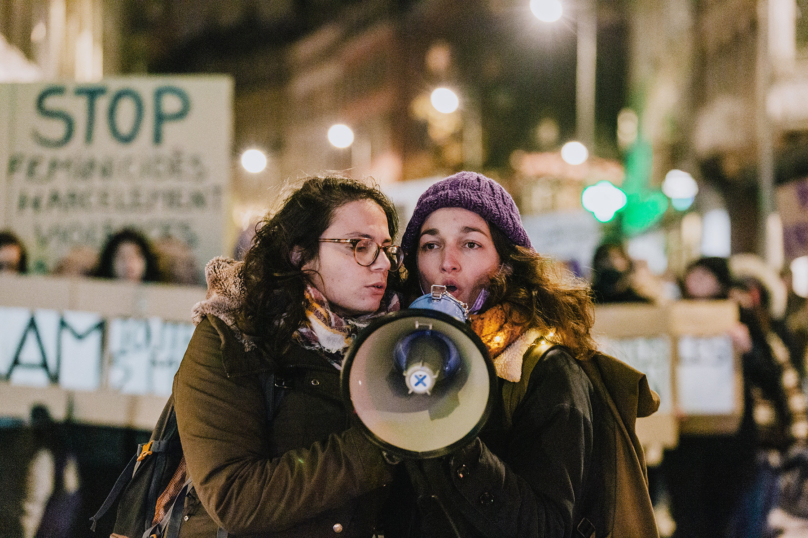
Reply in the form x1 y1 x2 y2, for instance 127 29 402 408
0 77 232 271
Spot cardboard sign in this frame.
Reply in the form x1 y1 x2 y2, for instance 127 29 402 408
776 177 808 261
676 334 736 414
0 77 232 271
0 307 193 396
0 274 203 428
598 335 673 414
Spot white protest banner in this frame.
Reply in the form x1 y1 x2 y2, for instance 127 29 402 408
776 177 808 261
0 305 194 396
597 335 673 414
0 307 104 389
0 76 232 271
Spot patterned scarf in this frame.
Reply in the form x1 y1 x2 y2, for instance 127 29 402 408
293 285 400 369
468 304 529 359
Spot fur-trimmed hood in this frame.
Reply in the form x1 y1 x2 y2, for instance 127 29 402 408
192 256 256 350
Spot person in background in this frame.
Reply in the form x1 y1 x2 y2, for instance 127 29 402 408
21 405 82 538
153 236 202 285
663 256 804 538
93 228 160 283
0 230 28 273
725 255 808 537
385 171 659 538
52 246 98 277
86 228 160 534
590 241 665 304
590 240 672 525
173 176 403 537
781 266 808 380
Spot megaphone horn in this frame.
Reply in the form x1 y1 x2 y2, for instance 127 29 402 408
341 309 496 460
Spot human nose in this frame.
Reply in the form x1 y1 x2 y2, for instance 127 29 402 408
440 246 460 273
369 244 392 272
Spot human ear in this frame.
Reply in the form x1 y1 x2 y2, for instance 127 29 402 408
290 246 304 268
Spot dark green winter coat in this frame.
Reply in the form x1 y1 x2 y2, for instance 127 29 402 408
172 257 395 538
174 315 395 538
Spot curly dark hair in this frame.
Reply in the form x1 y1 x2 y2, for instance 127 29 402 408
239 176 401 357
403 223 597 360
94 228 160 282
0 230 28 273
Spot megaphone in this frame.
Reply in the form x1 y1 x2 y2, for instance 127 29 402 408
341 286 496 459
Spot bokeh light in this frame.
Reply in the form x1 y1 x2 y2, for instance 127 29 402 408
663 169 698 211
328 124 354 148
430 87 459 114
617 108 638 148
530 0 563 23
791 256 808 298
561 141 588 165
240 149 267 173
662 169 698 199
582 180 627 222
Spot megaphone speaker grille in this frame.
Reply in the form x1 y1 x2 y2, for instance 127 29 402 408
342 310 496 459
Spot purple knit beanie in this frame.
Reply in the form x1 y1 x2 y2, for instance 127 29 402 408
402 171 532 255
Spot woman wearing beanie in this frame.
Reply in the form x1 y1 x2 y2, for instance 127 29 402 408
382 171 659 538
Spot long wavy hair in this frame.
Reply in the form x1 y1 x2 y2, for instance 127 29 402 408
94 228 160 282
0 230 28 273
403 223 597 360
239 176 400 357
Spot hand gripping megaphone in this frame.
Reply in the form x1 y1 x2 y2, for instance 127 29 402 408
341 285 496 459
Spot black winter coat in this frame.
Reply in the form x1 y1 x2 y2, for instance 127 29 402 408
382 345 596 538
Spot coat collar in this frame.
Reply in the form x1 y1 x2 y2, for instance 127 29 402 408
492 328 543 382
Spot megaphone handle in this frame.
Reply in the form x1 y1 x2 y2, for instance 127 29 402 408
404 460 464 538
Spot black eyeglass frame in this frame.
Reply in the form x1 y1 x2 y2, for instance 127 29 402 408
318 238 404 270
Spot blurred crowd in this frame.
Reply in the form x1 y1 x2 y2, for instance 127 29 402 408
589 241 808 538
0 226 208 538
0 227 203 286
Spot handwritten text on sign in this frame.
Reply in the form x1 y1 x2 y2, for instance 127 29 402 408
1 78 232 271
677 335 736 414
598 335 673 413
0 306 193 396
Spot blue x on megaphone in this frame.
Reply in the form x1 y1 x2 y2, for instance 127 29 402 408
341 285 496 459
393 285 467 394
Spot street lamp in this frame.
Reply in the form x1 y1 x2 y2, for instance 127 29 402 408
328 124 354 148
530 0 563 23
431 88 459 114
531 0 597 152
561 141 588 165
240 149 267 173
662 169 699 211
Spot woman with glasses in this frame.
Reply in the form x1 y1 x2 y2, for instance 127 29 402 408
172 176 404 537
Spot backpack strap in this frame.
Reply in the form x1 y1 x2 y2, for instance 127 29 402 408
89 453 138 531
90 437 178 532
90 396 178 533
141 479 192 538
501 336 559 429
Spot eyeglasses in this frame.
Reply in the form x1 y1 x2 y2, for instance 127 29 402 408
319 238 404 270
